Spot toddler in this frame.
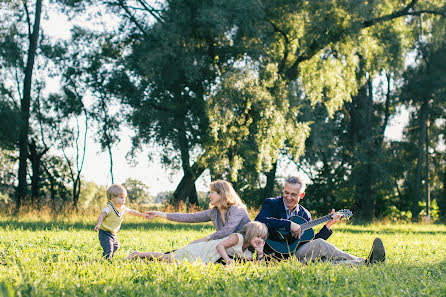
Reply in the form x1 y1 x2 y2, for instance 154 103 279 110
94 184 148 259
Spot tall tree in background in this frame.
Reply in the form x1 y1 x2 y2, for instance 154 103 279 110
93 0 266 205
17 0 43 209
399 21 446 221
0 0 43 209
205 69 310 205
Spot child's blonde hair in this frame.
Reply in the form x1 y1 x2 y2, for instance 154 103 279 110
239 221 268 244
107 184 127 200
209 180 246 210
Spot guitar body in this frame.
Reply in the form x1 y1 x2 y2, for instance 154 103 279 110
265 216 314 256
263 209 352 258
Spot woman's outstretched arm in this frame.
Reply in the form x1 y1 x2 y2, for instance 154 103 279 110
146 209 213 223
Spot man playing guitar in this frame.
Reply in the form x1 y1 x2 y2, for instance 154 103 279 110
255 176 385 265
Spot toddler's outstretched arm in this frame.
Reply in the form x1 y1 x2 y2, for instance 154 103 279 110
127 208 151 219
215 234 239 264
94 212 107 231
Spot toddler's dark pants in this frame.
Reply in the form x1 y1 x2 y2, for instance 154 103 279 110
99 229 120 259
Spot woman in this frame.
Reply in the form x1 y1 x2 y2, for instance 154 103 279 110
146 180 251 243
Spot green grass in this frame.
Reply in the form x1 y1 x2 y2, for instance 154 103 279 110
0 216 445 297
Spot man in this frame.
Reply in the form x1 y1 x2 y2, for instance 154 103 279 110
255 176 385 265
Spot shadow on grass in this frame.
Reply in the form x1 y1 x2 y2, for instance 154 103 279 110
0 220 214 232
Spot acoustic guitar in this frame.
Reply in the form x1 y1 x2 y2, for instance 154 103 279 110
265 209 353 256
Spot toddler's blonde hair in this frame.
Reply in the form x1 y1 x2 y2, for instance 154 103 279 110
240 221 268 244
107 184 127 200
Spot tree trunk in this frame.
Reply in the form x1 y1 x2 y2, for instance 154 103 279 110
72 176 81 208
17 0 43 210
351 78 374 222
28 139 49 206
263 161 278 199
28 141 40 205
174 116 198 206
106 142 114 184
412 98 428 222
173 160 206 206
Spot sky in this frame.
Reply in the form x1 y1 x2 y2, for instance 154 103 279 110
40 4 409 196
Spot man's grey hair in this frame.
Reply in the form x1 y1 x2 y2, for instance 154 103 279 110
285 176 306 193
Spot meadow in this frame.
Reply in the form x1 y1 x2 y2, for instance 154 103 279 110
0 214 445 297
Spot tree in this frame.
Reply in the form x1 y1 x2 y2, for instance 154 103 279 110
204 69 310 205
0 1 43 208
57 94 88 209
41 155 71 211
399 36 446 221
122 178 152 204
0 1 73 209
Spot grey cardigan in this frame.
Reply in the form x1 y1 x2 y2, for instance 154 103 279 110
166 205 251 240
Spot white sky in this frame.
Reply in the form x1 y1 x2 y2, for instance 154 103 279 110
40 4 408 196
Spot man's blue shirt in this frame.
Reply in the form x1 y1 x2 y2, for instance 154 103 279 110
255 196 332 240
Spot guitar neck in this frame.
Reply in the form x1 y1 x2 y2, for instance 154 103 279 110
300 214 332 231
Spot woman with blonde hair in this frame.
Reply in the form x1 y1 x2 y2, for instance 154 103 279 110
146 180 250 243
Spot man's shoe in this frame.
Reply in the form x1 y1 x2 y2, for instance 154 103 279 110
365 237 386 265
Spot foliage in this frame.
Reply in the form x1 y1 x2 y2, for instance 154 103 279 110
0 150 16 200
397 16 446 219
0 217 445 296
155 191 175 204
122 177 152 204
72 0 446 215
206 69 310 187
0 101 20 150
78 181 105 209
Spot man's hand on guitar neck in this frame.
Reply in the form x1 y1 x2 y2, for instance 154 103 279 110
325 209 341 230
290 221 302 238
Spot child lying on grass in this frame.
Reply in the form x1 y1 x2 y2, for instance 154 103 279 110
126 221 268 264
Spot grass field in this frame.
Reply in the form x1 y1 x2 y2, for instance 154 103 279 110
0 215 445 297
